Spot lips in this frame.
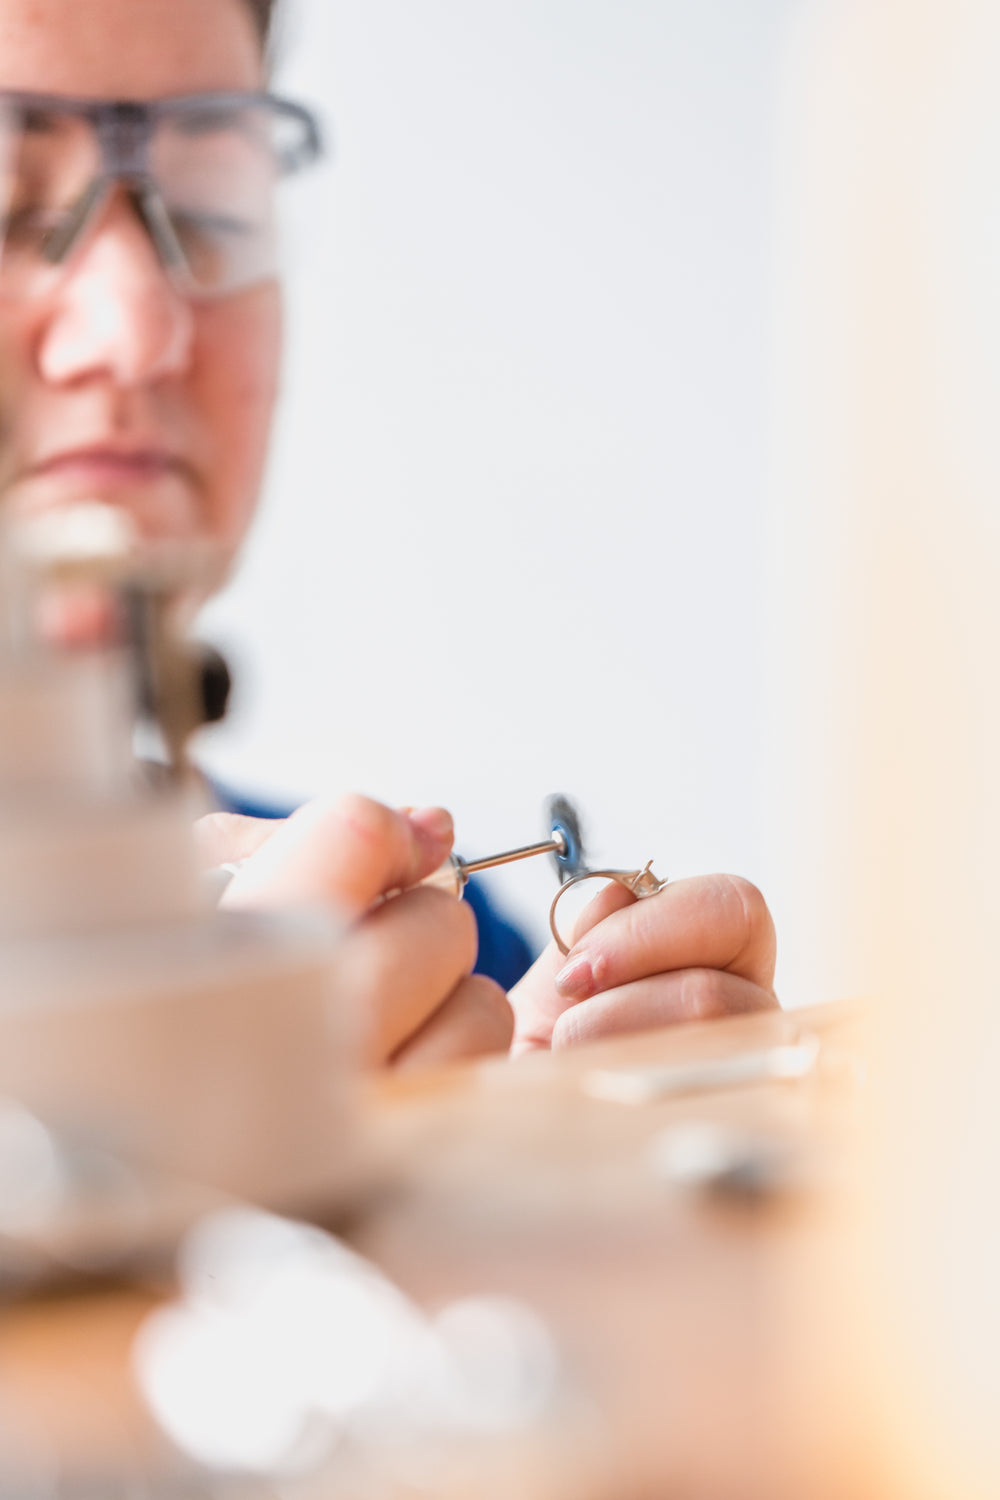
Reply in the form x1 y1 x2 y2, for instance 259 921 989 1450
6 439 203 546
28 447 189 484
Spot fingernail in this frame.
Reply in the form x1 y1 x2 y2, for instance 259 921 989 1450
554 952 595 1001
407 806 454 844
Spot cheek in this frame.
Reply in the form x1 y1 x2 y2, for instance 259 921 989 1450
0 310 42 484
192 285 282 555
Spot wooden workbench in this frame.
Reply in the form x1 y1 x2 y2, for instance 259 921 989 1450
0 1001 873 1499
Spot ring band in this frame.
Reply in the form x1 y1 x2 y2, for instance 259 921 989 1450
549 860 669 955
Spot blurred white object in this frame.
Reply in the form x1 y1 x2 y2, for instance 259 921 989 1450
582 1034 820 1105
135 1208 563 1485
13 500 138 567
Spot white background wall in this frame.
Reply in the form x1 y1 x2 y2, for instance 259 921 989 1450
198 0 802 971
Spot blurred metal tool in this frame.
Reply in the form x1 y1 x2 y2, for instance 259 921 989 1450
421 793 586 898
649 1120 818 1205
423 832 567 897
582 1034 821 1106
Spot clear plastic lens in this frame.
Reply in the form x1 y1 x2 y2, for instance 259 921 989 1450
152 106 282 293
0 98 312 297
0 107 100 293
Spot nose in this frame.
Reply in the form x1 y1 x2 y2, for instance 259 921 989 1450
36 190 195 387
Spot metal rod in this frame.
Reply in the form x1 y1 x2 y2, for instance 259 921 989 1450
460 831 567 877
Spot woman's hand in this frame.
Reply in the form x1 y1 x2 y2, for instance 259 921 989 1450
195 795 513 1071
509 873 778 1055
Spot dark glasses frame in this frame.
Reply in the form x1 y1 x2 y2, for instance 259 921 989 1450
0 89 325 293
0 89 324 173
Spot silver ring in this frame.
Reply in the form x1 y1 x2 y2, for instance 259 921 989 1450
549 860 669 955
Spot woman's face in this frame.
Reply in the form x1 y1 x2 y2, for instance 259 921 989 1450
0 0 281 576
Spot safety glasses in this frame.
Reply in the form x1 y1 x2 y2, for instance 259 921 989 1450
0 90 323 299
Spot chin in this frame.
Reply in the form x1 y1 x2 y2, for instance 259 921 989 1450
4 475 206 549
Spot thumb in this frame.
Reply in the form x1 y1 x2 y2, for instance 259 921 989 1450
216 794 454 916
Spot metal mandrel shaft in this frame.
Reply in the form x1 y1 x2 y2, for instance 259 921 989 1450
420 832 568 897
460 832 567 876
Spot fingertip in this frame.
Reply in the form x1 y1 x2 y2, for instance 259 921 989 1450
405 805 454 849
554 952 598 1001
225 793 412 913
307 793 416 883
718 873 778 986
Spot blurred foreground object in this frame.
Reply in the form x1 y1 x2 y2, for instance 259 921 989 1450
0 1003 863 1499
771 0 1000 1492
134 1208 572 1496
0 510 356 1286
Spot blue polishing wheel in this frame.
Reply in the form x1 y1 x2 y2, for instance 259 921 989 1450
546 794 586 883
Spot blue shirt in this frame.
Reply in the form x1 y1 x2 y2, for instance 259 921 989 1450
210 784 535 992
